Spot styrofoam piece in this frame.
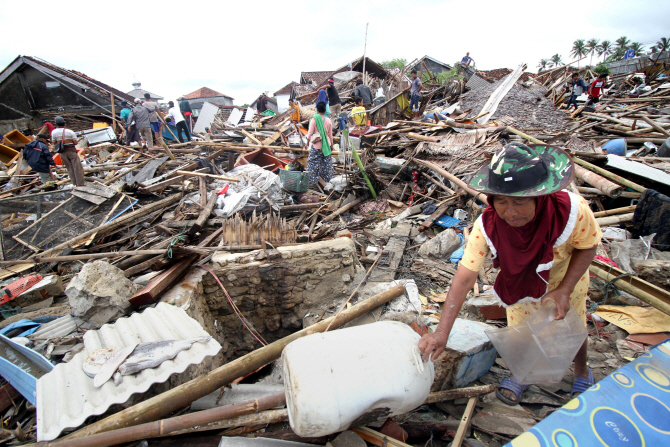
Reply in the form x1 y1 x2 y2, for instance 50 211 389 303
446 319 498 387
36 302 221 441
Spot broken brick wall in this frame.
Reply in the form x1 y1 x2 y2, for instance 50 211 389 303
162 238 365 367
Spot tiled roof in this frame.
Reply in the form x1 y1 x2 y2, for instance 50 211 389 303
183 87 233 100
300 71 332 87
274 81 297 96
217 105 247 121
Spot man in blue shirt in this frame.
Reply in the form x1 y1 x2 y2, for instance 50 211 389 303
461 52 474 67
23 134 55 185
566 73 588 111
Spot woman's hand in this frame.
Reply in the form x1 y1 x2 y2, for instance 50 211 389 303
541 287 572 320
418 329 449 362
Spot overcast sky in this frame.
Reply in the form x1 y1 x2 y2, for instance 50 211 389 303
1 0 668 106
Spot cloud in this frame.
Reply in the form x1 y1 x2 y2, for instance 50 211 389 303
1 0 668 106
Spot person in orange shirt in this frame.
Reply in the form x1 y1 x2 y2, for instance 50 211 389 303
288 99 301 122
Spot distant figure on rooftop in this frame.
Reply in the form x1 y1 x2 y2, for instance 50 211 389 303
167 101 191 143
179 96 193 132
461 52 474 67
566 72 588 111
354 79 373 109
410 70 422 120
587 73 608 108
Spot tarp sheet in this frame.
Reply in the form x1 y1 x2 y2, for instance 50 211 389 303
505 340 670 446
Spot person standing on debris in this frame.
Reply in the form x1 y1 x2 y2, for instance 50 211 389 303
461 52 474 67
350 97 367 126
39 119 55 135
354 79 373 109
51 116 85 186
587 73 608 107
143 93 162 147
418 143 601 404
122 100 141 145
128 98 152 151
305 101 334 185
22 133 55 185
319 79 342 123
288 98 301 122
410 70 422 120
179 96 193 132
566 73 588 111
317 88 331 117
167 101 191 143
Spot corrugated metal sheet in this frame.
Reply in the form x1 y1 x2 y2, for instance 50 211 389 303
27 315 77 341
36 302 221 441
194 101 219 133
606 155 670 187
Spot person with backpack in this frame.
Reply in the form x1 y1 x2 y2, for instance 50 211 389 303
305 101 334 185
23 134 55 185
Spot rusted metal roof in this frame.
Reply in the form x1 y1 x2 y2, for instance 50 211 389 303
36 302 221 441
184 87 234 100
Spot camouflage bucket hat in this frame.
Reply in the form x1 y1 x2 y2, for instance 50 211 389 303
469 143 574 197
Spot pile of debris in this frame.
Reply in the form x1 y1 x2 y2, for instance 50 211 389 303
0 53 668 447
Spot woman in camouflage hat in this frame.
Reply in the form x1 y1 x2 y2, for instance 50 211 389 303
419 143 601 404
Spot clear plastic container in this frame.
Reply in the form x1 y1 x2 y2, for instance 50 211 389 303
485 302 587 384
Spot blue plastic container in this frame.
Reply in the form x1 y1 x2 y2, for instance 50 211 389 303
602 138 627 156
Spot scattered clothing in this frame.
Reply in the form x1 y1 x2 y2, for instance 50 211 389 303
354 84 373 106
631 189 670 251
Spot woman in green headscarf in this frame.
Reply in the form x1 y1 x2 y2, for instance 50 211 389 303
306 101 335 185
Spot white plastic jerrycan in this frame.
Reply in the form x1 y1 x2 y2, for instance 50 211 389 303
486 301 587 384
282 321 434 437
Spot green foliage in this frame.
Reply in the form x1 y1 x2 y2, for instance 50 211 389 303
381 58 407 70
630 42 645 56
537 59 549 72
571 39 587 61
616 36 631 50
550 54 564 67
594 64 610 75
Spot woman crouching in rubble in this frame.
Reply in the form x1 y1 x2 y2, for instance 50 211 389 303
419 143 601 404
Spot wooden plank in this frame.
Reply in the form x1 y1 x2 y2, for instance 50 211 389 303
140 175 186 193
0 383 20 413
71 190 108 205
129 255 198 306
352 427 413 447
453 397 478 447
189 192 218 236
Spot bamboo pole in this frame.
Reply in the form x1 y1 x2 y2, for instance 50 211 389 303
158 409 288 437
592 205 636 218
415 159 488 205
640 115 670 138
47 394 286 447
595 213 634 226
574 165 623 197
589 264 670 316
505 126 543 144
321 196 365 223
59 284 407 441
572 157 646 193
175 170 239 182
0 250 166 266
423 384 496 404
407 132 440 143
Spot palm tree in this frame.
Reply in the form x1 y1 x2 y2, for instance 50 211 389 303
653 37 670 60
616 36 631 51
649 46 658 55
550 53 564 67
586 38 600 66
598 40 613 61
630 42 645 57
537 59 549 72
571 39 587 66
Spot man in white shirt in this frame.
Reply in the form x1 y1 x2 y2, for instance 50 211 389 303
167 100 191 143
50 116 85 186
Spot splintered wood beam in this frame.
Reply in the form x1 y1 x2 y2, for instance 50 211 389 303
129 255 198 306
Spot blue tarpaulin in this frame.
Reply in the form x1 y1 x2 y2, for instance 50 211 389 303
162 123 189 142
506 340 670 446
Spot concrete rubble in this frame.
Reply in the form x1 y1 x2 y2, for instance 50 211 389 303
0 48 668 447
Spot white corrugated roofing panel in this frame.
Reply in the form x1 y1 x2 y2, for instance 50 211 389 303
606 155 670 187
36 302 221 441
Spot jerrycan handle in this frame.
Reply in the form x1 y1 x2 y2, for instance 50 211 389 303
413 346 426 374
527 301 558 334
